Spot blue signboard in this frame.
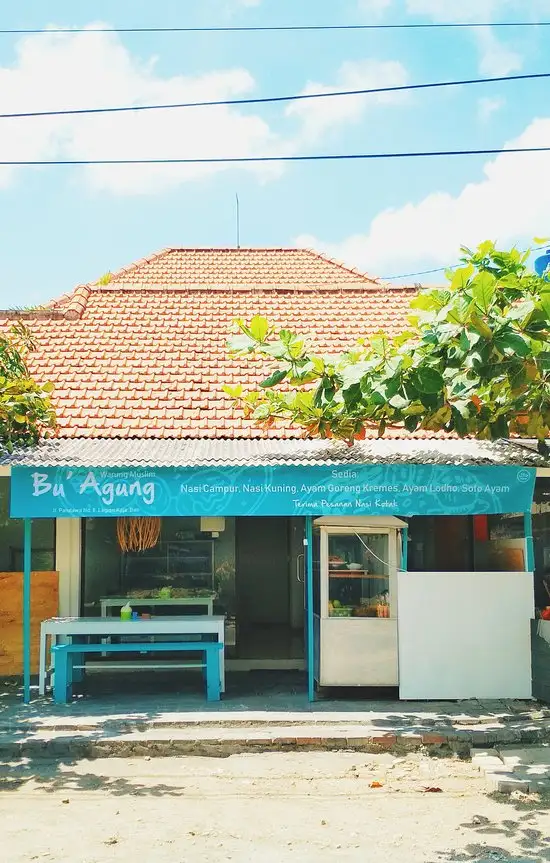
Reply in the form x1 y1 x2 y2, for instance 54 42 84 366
10 463 535 518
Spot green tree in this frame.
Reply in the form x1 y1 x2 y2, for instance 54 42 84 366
0 321 56 452
225 241 550 454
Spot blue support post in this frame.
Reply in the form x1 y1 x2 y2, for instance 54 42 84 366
305 516 315 703
23 519 32 704
524 511 534 572
401 527 409 571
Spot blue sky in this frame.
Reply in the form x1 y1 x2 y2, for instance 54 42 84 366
0 0 549 305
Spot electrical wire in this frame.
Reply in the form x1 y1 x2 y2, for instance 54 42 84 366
2 146 549 166
380 245 550 282
1 22 550 34
381 265 457 280
1 71 547 120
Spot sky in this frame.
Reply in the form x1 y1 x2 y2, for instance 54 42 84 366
0 0 549 305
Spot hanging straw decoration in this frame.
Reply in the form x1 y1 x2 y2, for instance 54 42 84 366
117 516 161 552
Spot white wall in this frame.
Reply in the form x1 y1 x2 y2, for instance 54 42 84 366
398 571 534 700
55 518 81 616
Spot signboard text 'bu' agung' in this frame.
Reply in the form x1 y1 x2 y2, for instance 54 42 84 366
10 464 536 518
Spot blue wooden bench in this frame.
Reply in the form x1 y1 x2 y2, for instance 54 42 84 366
51 641 223 704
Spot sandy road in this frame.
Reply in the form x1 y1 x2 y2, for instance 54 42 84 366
1 752 549 862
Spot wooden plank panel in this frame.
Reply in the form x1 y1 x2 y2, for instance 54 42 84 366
0 572 59 675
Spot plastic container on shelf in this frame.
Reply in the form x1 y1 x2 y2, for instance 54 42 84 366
120 602 132 621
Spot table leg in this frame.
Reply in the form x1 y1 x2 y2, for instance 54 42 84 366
72 652 85 684
38 626 47 696
219 628 225 693
53 652 71 704
205 649 221 702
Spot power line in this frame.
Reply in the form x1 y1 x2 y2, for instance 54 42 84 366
1 22 550 34
2 146 550 166
381 265 454 280
380 245 549 281
1 71 547 120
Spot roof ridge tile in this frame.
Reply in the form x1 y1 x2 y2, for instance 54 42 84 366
301 247 379 284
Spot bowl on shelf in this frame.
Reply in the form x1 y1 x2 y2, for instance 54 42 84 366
348 563 362 571
329 606 354 617
329 562 346 570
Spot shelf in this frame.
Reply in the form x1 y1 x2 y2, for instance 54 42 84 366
329 571 389 580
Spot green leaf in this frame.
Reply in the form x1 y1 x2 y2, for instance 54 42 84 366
223 384 243 399
409 293 438 312
471 271 496 313
534 237 550 245
388 394 409 410
412 367 445 394
540 289 550 319
341 362 374 389
451 407 468 436
262 341 289 359
493 332 531 357
449 264 474 291
260 369 287 388
506 299 535 322
404 415 419 432
288 340 305 359
369 335 389 356
248 315 270 342
477 240 495 257
252 404 271 420
227 334 256 353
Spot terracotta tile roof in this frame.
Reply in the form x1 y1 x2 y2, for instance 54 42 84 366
1 247 419 441
107 247 379 287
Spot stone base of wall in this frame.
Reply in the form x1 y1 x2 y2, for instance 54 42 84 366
532 619 550 704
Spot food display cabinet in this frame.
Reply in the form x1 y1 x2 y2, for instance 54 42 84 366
312 516 407 687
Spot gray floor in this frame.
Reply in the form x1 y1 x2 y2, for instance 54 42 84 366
236 625 304 660
0 672 543 727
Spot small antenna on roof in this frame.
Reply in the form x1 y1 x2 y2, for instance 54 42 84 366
235 192 241 249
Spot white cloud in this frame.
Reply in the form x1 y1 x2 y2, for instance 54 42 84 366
286 58 409 144
475 26 523 76
360 1 530 74
405 0 510 19
358 0 393 15
477 95 505 122
0 25 287 195
361 0 550 22
405 0 550 20
295 117 550 280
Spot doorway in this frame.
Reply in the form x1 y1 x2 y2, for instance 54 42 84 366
234 517 305 668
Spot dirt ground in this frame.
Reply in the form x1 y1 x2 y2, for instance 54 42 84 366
1 752 549 863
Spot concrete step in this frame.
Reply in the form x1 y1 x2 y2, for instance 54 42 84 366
473 746 550 794
0 725 470 760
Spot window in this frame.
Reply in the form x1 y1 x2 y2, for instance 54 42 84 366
81 516 236 616
327 531 390 618
0 477 55 571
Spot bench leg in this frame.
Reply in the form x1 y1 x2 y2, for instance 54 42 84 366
53 654 72 704
205 650 221 702
71 652 85 684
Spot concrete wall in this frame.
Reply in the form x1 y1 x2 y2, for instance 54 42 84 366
532 620 550 703
56 518 81 617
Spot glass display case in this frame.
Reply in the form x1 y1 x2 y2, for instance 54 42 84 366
327 532 390 619
121 539 215 593
313 516 406 688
